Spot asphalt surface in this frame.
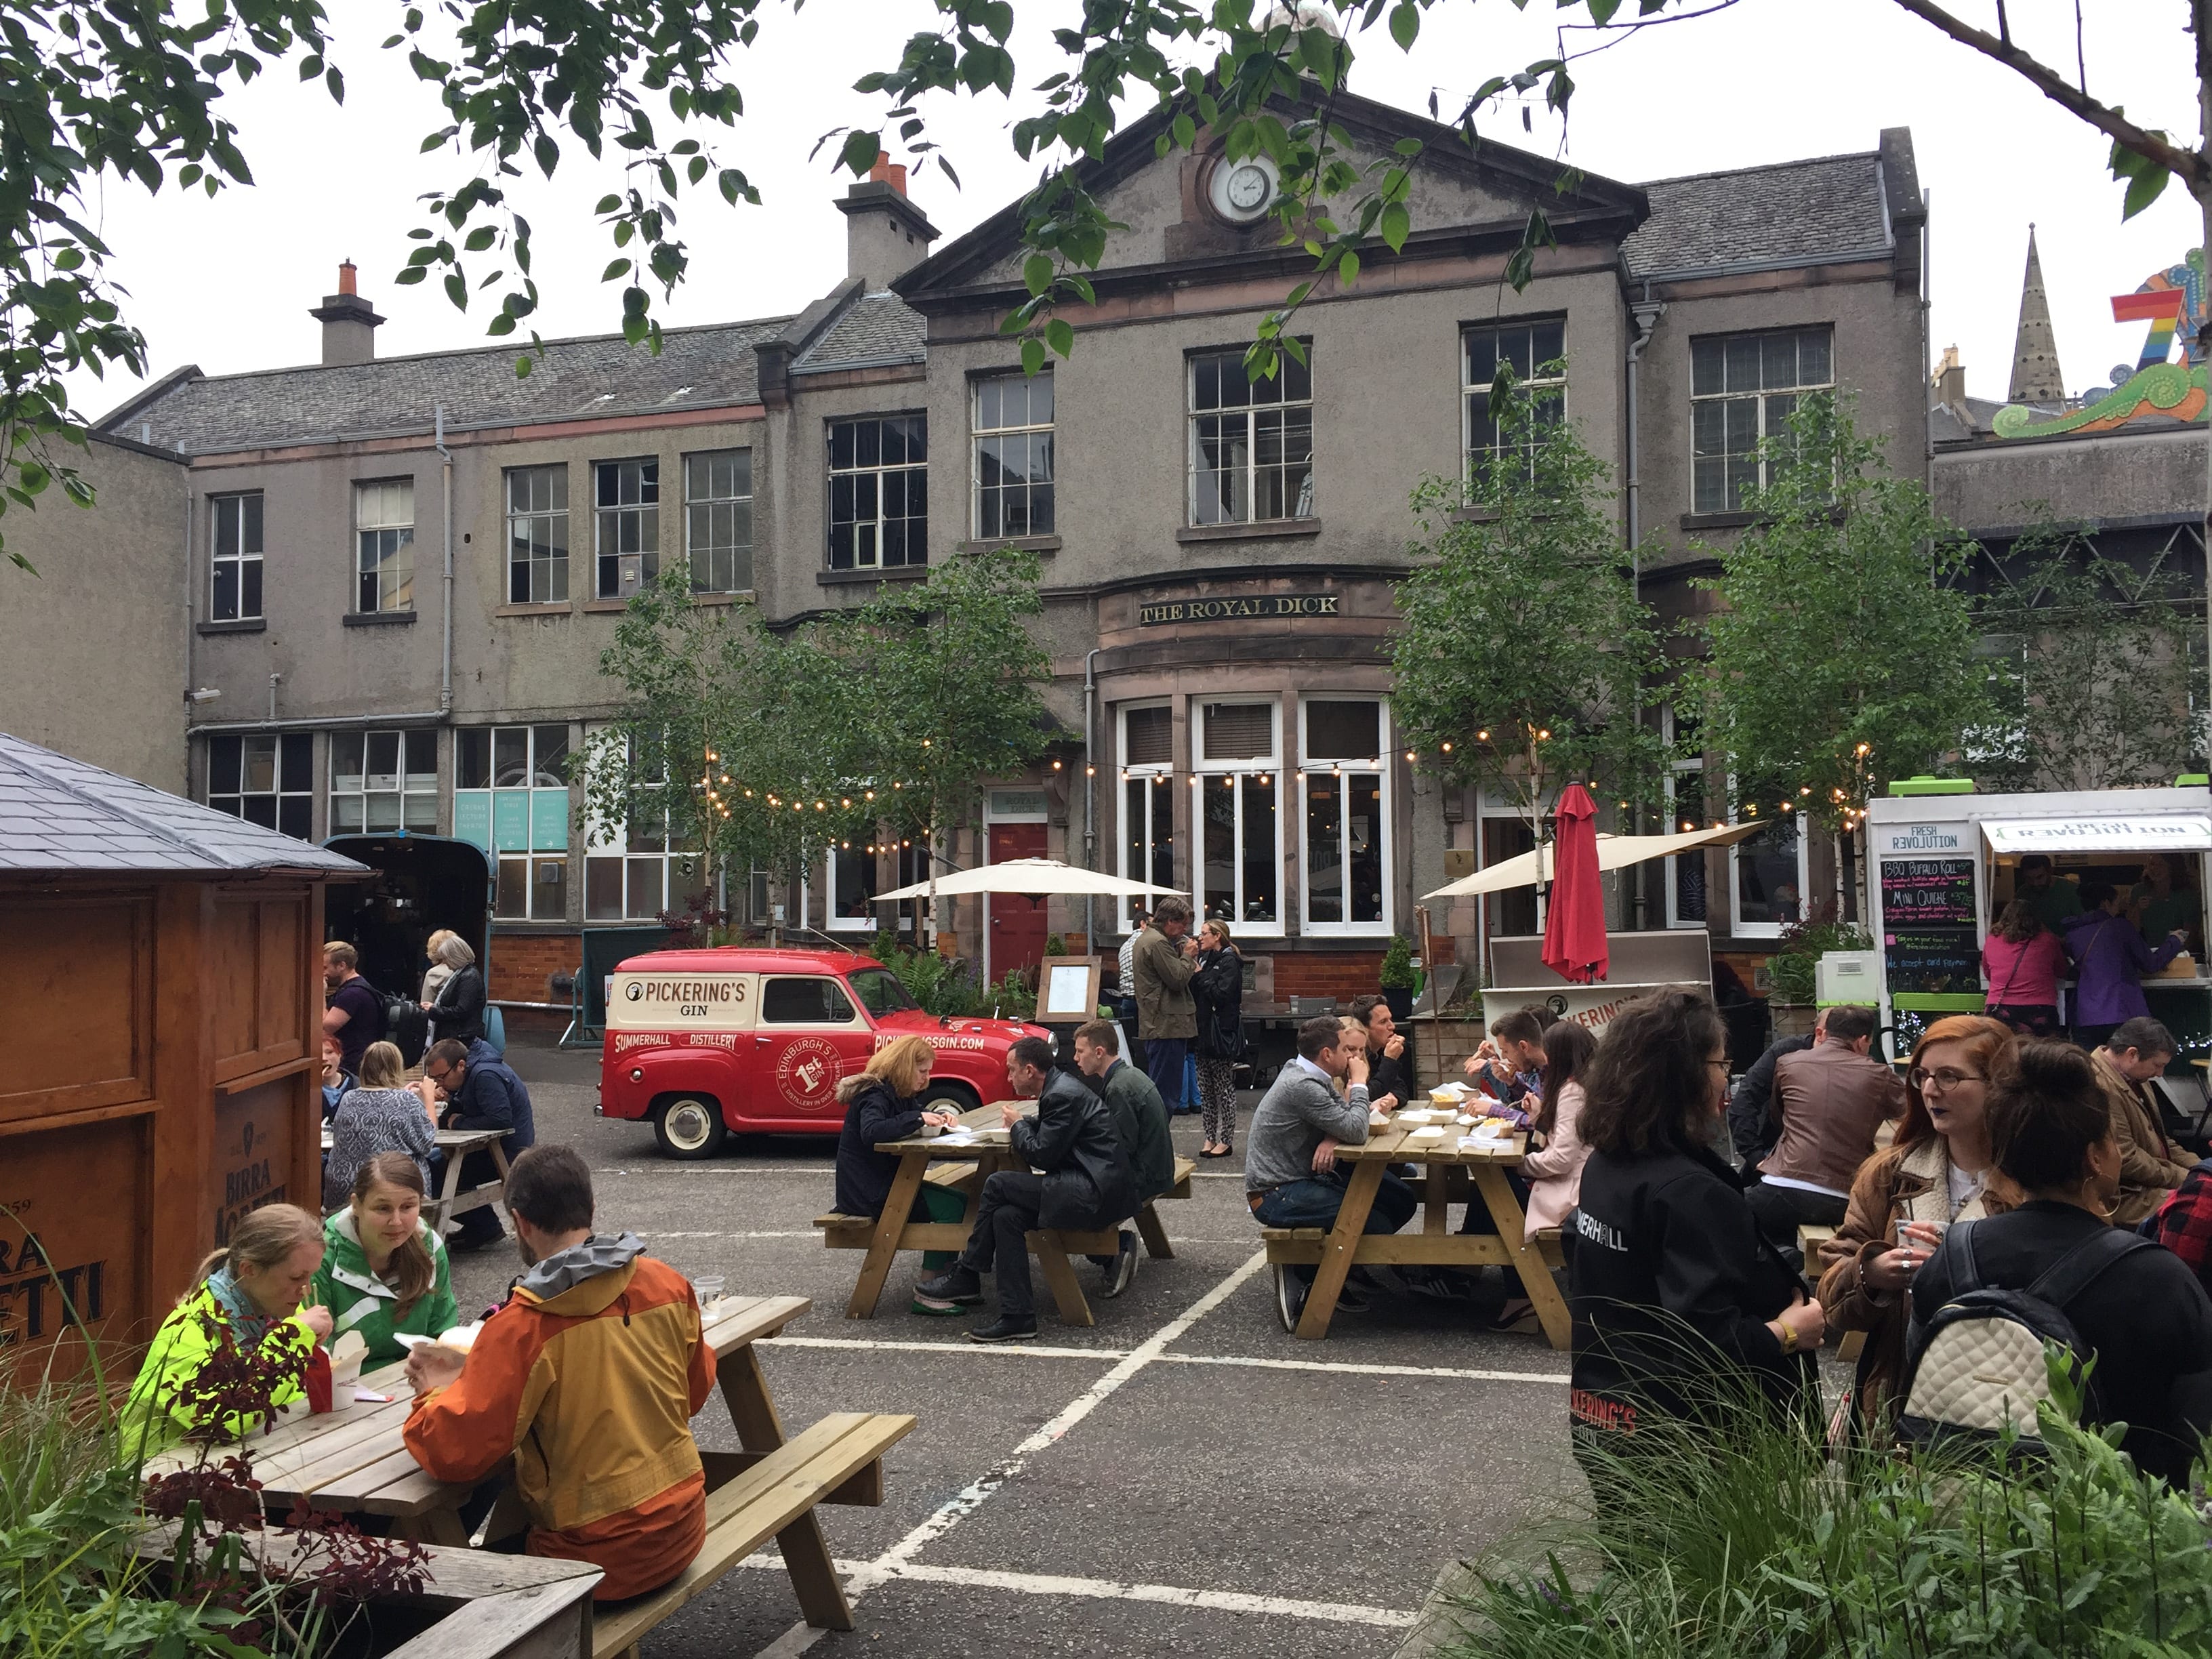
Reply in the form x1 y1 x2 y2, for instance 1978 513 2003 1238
451 1036 1586 1659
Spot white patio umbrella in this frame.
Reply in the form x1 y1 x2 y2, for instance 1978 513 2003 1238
1420 821 1767 899
873 857 1186 902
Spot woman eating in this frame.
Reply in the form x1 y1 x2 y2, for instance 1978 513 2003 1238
1521 1020 1598 1250
1569 991 1822 1468
1816 1015 2013 1425
312 1153 460 1369
123 1204 331 1455
1980 900 2066 1039
1909 1041 2212 1488
833 1035 968 1300
325 1040 437 1210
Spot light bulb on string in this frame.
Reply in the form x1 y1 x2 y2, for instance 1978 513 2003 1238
1475 731 1488 742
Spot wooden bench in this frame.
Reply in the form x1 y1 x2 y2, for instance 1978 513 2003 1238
918 1153 1195 1259
590 1412 914 1658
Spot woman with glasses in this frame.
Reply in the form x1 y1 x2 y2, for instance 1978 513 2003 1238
1569 991 1823 1471
1814 1014 2013 1425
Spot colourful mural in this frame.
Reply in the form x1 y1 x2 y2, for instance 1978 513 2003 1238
1995 248 2209 438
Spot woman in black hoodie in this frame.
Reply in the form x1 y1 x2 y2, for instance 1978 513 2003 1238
1568 991 1825 1470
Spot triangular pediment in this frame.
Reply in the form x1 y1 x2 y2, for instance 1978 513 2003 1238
897 85 1646 306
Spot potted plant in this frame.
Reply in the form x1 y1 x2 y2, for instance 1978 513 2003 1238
1378 934 1419 1021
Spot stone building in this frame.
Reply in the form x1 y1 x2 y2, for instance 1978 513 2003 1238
5 90 1929 1008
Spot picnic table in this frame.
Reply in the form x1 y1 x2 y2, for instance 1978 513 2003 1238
1257 1118 1572 1348
321 1125 509 1227
142 1292 915 1652
815 1102 1195 1326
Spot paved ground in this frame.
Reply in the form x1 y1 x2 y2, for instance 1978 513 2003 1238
451 1036 1585 1659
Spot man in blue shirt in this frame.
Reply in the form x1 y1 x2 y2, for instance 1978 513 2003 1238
422 1036 537 1250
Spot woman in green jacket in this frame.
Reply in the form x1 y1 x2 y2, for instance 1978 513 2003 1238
122 1203 329 1458
312 1152 459 1368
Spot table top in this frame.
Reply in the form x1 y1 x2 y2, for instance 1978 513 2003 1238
1331 1118 1529 1165
320 1126 508 1152
143 1292 809 1517
878 1101 1030 1155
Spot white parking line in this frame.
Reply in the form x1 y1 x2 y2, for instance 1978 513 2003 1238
738 1554 1416 1629
762 1332 1569 1385
647 1230 816 1240
751 1249 1270 1658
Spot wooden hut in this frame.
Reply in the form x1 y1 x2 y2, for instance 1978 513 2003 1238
0 732 365 1374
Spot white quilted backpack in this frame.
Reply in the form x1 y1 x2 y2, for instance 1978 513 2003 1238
1894 1219 2150 1457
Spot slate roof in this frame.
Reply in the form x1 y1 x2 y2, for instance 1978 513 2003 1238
1624 152 1893 279
104 316 794 457
0 731 368 876
792 292 927 374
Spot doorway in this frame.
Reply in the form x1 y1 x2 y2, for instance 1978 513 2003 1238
987 821 1049 977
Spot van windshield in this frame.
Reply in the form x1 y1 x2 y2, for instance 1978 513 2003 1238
846 967 920 1016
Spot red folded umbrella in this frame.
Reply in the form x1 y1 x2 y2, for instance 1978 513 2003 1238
1542 782 1608 985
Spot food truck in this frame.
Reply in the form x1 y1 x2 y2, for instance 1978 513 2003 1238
1866 780 2211 1060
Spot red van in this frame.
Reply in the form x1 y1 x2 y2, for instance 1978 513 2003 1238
596 947 1048 1158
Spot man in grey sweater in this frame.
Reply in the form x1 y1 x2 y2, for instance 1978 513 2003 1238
1246 1015 1416 1329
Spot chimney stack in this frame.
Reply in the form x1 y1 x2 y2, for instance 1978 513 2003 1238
310 260 384 366
836 162 939 290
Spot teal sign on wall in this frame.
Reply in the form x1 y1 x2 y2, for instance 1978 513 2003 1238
453 792 491 853
530 791 570 851
492 792 529 852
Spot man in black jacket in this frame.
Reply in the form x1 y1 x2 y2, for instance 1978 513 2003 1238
422 1036 537 1251
1349 994 1418 1109
918 1038 1136 1343
1725 1009 1827 1176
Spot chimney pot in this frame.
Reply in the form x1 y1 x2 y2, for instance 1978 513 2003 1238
837 168 939 287
338 260 358 295
310 266 385 366
868 157 909 197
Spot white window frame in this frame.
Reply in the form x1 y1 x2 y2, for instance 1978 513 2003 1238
329 729 438 836
504 465 569 604
823 839 881 933
353 478 415 615
456 724 572 922
1690 325 1835 514
972 370 1055 541
1461 317 1567 479
1724 779 1811 941
1118 701 1176 926
827 413 929 571
582 723 699 922
593 456 661 599
1296 697 1393 938
1187 349 1314 527
683 448 753 594
1192 699 1285 938
209 491 264 623
1661 705 1707 930
207 731 313 839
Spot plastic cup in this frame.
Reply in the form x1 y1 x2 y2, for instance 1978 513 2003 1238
694 1274 726 1306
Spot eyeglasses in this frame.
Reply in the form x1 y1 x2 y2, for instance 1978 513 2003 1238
1908 1066 1986 1092
1704 1058 1732 1073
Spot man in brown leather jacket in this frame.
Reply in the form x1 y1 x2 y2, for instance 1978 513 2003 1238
2094 1017 2191 1227
1744 1005 1904 1258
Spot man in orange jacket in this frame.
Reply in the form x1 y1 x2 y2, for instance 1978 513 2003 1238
403 1145 716 1600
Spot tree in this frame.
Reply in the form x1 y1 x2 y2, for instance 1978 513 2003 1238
583 548 1054 920
1971 526 2210 794
1695 395 1991 836
1391 372 1668 858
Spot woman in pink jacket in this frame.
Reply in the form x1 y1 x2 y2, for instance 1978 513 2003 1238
1523 1019 1599 1245
1981 899 2068 1038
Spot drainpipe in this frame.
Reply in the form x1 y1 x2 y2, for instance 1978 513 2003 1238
436 405 455 714
180 461 196 716
1082 646 1102 953
267 672 281 722
1624 293 1666 930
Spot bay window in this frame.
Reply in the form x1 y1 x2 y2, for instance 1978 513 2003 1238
1299 698 1389 934
1195 701 1281 933
1120 704 1176 918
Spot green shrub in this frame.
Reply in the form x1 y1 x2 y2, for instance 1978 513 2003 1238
1379 934 1418 990
1435 1359 2212 1659
1767 908 1873 1006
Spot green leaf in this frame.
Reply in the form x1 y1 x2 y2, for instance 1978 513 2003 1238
1389 2 1419 51
1338 248 1360 289
325 65 344 104
603 258 632 281
1020 337 1046 376
1393 137 1422 157
1022 253 1054 296
1172 112 1196 150
839 129 882 176
1380 201 1410 253
464 226 496 252
394 266 428 285
1045 318 1075 357
444 272 468 310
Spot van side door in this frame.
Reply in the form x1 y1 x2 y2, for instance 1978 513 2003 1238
752 974 874 1124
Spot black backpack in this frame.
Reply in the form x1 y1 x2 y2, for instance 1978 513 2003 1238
1896 1218 2152 1458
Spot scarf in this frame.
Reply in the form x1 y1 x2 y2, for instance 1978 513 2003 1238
205 1265 283 1347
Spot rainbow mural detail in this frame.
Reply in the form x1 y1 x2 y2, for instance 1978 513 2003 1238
1996 247 2209 438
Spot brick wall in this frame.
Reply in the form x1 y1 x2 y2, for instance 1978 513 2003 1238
1270 951 1387 1004
491 931 579 1032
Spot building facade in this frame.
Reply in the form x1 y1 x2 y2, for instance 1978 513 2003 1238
26 91 1928 1008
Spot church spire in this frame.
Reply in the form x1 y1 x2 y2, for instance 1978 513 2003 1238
2008 224 2066 405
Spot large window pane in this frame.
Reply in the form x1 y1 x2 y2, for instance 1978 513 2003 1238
1686 327 1834 512
1733 819 1804 930
827 415 928 569
1188 350 1313 525
1305 779 1343 924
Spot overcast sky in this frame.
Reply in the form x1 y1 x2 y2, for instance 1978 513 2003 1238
62 0 2203 424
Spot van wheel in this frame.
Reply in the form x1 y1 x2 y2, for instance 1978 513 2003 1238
654 1097 727 1160
918 1082 978 1120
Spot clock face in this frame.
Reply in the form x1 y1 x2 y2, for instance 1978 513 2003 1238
1208 155 1278 224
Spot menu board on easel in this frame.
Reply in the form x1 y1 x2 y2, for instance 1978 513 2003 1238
1880 857 1980 994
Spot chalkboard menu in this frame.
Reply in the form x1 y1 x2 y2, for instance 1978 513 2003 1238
1881 857 1980 994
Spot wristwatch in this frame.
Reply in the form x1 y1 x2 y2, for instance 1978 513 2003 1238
1774 1321 1799 1355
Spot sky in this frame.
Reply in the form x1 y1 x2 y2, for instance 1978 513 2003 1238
58 0 2207 422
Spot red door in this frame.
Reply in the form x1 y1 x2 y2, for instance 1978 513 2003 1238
988 822 1050 977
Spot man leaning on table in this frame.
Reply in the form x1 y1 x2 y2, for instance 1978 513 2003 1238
402 1144 716 1601
1073 1019 1176 1300
1245 1015 1416 1330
